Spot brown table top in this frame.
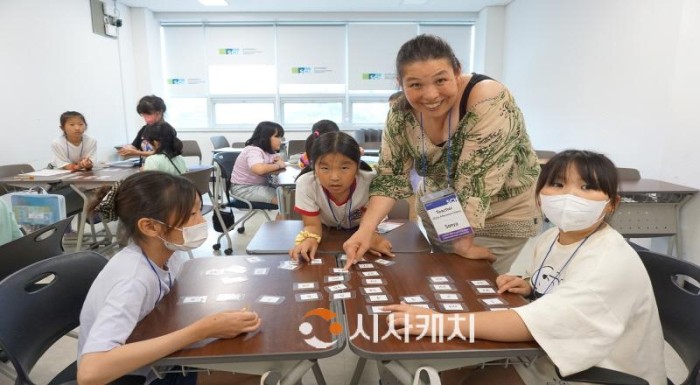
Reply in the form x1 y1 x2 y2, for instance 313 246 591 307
343 252 541 361
128 255 344 366
246 220 431 255
619 178 698 194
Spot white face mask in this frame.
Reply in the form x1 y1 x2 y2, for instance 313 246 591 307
539 194 609 232
157 221 209 251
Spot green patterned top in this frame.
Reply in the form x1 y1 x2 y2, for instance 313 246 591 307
370 86 541 238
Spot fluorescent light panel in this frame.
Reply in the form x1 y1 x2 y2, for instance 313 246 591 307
198 0 228 6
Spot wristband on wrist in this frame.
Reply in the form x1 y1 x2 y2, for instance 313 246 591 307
295 230 322 245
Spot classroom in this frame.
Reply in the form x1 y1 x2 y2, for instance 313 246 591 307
1 0 699 384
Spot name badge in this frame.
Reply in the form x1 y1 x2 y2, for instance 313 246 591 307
420 188 473 242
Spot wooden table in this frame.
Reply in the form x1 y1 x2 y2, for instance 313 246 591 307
246 220 431 255
342 252 541 385
128 255 344 384
612 178 697 257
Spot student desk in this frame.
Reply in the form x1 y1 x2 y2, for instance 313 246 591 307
611 178 698 257
0 167 140 250
342 252 541 385
128 254 344 385
245 220 431 254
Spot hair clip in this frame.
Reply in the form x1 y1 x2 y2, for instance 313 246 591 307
313 131 320 137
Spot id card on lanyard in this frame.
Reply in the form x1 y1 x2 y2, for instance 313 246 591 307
420 188 474 242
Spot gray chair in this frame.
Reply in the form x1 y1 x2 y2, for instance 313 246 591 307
0 251 108 385
387 198 410 220
535 150 556 160
181 140 202 165
286 140 306 157
0 215 74 282
0 164 34 194
210 135 229 150
230 142 245 149
617 167 641 181
181 166 214 216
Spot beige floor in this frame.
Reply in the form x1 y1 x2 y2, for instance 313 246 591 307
0 208 688 384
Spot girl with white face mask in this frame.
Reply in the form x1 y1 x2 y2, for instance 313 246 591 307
79 171 261 385
384 150 666 385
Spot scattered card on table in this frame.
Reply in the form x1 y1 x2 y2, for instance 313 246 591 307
438 302 466 312
309 258 323 265
293 282 319 291
253 267 270 275
295 292 322 302
325 283 349 293
435 293 463 301
480 297 507 307
367 294 391 303
331 291 355 300
360 271 381 277
204 269 225 276
245 256 263 264
374 258 395 266
221 276 248 284
367 305 391 315
469 279 493 287
256 295 285 305
180 296 207 304
216 293 243 302
360 286 386 295
475 287 497 294
401 295 429 304
330 267 349 274
362 278 388 286
428 276 453 283
429 283 457 292
324 275 347 283
376 220 404 234
225 265 247 274
357 263 374 269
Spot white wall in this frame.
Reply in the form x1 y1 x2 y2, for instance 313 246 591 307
473 6 505 80
0 0 133 168
502 0 700 262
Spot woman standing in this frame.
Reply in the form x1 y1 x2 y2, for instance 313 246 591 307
344 34 540 273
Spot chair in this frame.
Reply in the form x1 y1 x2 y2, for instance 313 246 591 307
0 164 34 194
387 198 410 220
230 142 245 149
181 140 202 165
0 251 108 385
211 152 277 255
286 140 306 157
0 215 74 282
558 250 700 385
181 166 214 216
210 135 229 150
617 167 641 181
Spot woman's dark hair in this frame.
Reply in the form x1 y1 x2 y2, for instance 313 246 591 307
245 121 284 154
297 131 372 178
395 34 461 110
143 123 183 159
60 111 87 129
136 95 167 115
536 150 619 212
114 171 199 243
305 119 340 155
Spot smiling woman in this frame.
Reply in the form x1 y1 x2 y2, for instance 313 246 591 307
343 34 541 274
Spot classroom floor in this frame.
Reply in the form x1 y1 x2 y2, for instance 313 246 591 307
0 208 688 385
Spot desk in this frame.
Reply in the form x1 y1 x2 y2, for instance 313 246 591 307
611 179 698 257
343 252 541 385
246 220 431 254
128 255 344 384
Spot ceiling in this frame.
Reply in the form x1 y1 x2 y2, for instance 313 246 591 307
117 0 512 13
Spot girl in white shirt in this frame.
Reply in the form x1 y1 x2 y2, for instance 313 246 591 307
50 111 97 171
384 150 666 385
290 131 393 262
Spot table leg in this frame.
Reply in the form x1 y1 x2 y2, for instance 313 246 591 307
70 184 88 251
311 360 326 385
349 357 367 385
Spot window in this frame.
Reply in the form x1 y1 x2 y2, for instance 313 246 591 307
161 22 473 130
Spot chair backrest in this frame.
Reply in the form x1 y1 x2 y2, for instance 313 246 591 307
535 150 557 159
181 166 214 196
286 140 306 156
230 142 245 149
181 140 202 164
0 215 74 282
617 167 641 181
210 135 230 150
638 250 700 383
0 251 107 384
212 152 239 203
0 163 34 194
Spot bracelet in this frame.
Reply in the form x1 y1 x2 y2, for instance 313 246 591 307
295 230 322 245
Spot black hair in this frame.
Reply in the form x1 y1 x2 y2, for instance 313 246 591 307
136 95 167 115
143 123 183 159
114 171 199 243
305 119 340 155
536 150 619 213
395 34 461 110
297 131 372 179
59 111 87 129
245 121 284 154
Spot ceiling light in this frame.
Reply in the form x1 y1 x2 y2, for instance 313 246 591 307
198 0 228 6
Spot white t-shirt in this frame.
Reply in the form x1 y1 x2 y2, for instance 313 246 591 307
78 242 188 378
294 169 375 229
51 134 97 168
513 225 666 385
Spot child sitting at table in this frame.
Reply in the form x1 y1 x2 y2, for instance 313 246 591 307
51 111 96 171
289 131 393 262
384 150 666 385
230 121 286 204
80 171 261 385
141 123 186 175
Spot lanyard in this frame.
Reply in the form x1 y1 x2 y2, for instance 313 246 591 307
144 254 172 309
532 224 603 298
326 194 352 230
419 109 453 191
